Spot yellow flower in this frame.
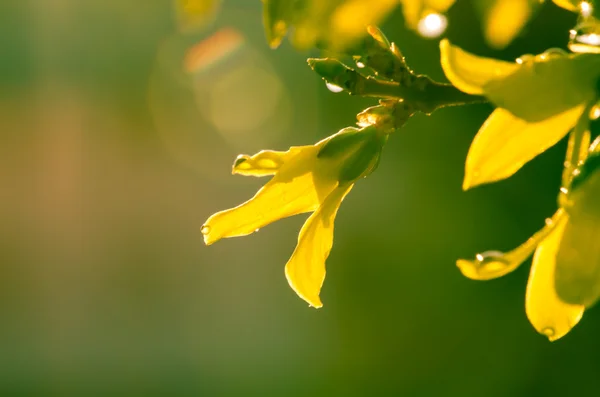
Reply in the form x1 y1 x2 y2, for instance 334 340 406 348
439 39 600 190
443 39 600 340
457 210 585 341
457 151 600 341
202 126 386 308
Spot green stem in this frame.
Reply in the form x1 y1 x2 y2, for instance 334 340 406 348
357 77 487 113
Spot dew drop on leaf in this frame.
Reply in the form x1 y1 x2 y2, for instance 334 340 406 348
325 82 345 93
515 54 534 64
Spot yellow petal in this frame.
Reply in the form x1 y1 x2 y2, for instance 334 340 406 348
552 0 579 12
526 216 584 341
285 184 354 308
483 0 532 49
232 147 303 177
439 39 519 95
330 0 398 49
555 169 600 307
456 209 566 280
463 105 584 190
202 145 337 245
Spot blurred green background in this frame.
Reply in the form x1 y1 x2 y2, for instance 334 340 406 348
2 0 600 396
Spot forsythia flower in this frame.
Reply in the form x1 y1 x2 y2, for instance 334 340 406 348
441 39 600 340
440 39 600 189
202 126 386 308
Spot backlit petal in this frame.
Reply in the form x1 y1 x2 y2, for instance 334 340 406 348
202 145 337 245
456 209 566 280
439 39 519 95
232 147 303 177
285 184 354 308
483 0 532 49
526 217 584 341
552 0 579 11
463 105 584 190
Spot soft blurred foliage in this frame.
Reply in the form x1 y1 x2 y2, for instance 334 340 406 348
2 0 600 396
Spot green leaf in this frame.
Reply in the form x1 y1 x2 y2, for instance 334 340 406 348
338 133 385 182
485 52 600 122
555 164 600 307
317 127 365 159
317 126 385 183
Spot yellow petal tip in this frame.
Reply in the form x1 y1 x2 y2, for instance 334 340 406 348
308 300 323 309
200 224 217 245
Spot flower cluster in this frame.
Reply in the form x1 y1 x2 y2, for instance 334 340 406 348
441 39 600 341
202 127 386 308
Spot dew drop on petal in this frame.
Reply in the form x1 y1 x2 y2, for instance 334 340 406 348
569 22 600 54
516 54 534 64
458 251 512 280
590 104 600 120
201 225 211 235
541 327 556 338
325 82 345 93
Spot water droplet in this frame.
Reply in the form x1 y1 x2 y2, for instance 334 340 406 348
560 187 569 195
356 61 365 68
201 225 211 235
541 327 555 338
539 48 567 60
569 21 600 54
254 228 260 233
590 104 600 120
416 13 448 39
515 54 534 64
458 251 512 280
325 82 344 93
545 218 553 226
580 1 593 18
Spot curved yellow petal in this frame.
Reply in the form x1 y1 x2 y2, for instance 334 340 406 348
439 39 519 95
483 0 532 49
331 0 397 49
526 216 584 341
456 209 566 280
202 146 337 245
232 147 303 177
285 184 354 308
463 105 584 190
